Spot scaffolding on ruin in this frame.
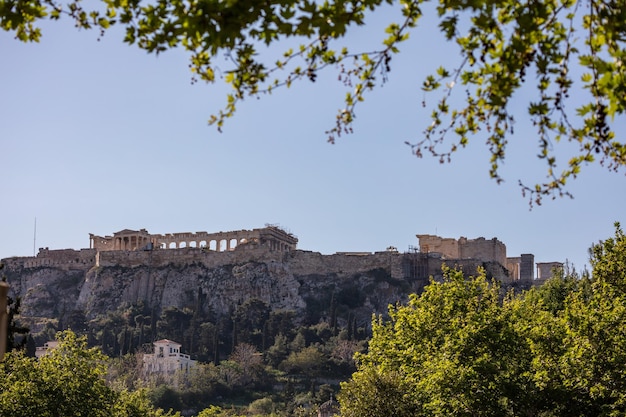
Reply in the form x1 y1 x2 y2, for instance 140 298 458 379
402 245 428 282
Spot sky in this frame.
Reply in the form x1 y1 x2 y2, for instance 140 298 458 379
1 5 625 274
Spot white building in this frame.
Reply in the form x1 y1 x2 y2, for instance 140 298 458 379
143 339 196 375
35 340 59 358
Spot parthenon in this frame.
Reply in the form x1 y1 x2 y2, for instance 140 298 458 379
89 225 298 253
1 227 564 285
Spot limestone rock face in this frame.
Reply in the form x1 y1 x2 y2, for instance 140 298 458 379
72 256 413 323
3 248 502 331
4 265 85 321
76 260 306 320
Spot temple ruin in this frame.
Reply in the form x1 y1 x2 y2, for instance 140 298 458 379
2 227 563 286
416 234 563 283
416 234 507 266
89 225 298 253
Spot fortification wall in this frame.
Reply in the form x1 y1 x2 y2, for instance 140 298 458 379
2 232 515 287
417 234 507 266
537 262 563 280
3 246 512 283
459 237 507 265
417 235 460 258
506 254 535 281
2 248 96 271
286 251 510 283
287 251 406 280
96 246 286 269
507 257 521 280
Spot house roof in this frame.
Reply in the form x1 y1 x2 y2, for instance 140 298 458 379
153 339 181 346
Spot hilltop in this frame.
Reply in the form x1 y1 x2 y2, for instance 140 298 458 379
1 225 559 350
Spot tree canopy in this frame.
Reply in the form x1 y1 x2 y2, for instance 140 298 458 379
2 0 625 201
0 330 176 417
339 223 626 416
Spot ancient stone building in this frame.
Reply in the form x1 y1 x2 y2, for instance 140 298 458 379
90 225 298 253
0 226 568 341
2 228 562 310
416 235 558 284
1 247 97 271
536 261 564 282
506 254 536 281
416 234 507 266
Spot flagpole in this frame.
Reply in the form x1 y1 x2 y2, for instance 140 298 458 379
33 217 37 256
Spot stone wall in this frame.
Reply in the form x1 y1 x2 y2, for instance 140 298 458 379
506 257 522 281
416 235 461 258
536 261 563 281
98 249 416 281
459 237 507 266
2 248 96 271
3 241 514 284
416 234 507 266
96 245 286 269
507 254 535 282
287 251 406 280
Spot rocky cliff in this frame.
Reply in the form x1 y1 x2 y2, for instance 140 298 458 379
1 247 509 335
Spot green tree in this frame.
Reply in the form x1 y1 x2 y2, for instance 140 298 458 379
4 289 29 353
0 330 174 417
1 265 29 354
266 333 290 367
510 224 626 416
339 367 419 417
340 267 539 417
266 310 296 340
195 405 244 417
198 321 220 364
147 385 183 413
181 361 221 399
2 0 625 202
557 223 626 415
280 345 328 391
247 397 275 416
233 298 270 350
156 306 193 348
507 278 583 416
340 225 626 417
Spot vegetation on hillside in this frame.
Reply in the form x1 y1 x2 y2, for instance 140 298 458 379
12 268 376 415
3 224 626 415
0 331 175 417
340 223 626 416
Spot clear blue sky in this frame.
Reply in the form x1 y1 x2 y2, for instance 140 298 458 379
1 6 624 274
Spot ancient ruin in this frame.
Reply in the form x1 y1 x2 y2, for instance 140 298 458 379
0 226 565 339
415 234 563 282
2 227 563 286
89 225 298 253
416 234 507 266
